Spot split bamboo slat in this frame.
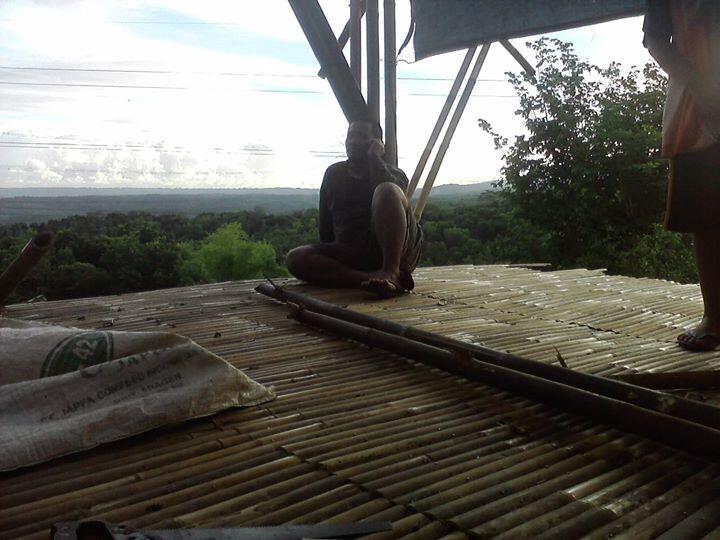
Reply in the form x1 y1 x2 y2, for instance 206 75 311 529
3 265 720 539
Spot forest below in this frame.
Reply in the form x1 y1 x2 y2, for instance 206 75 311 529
0 39 699 303
0 188 696 304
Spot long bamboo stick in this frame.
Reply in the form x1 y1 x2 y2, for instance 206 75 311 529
383 0 398 166
614 371 720 390
318 1 366 80
349 0 363 85
366 0 380 123
0 232 54 305
413 43 491 220
405 47 476 200
500 39 536 77
288 0 369 123
255 283 720 433
287 306 720 461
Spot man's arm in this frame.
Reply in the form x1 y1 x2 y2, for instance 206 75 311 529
319 174 334 243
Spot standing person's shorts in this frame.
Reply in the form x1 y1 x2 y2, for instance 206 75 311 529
311 205 424 290
666 141 720 232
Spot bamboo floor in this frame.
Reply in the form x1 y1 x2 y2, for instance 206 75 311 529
3 265 720 539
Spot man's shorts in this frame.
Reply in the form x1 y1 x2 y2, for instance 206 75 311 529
312 205 424 289
666 141 720 232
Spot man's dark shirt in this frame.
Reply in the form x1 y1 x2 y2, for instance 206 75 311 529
319 155 409 247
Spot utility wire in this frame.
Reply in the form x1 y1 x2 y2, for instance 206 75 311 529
0 19 259 25
0 80 516 97
0 81 321 92
0 166 286 175
0 65 508 82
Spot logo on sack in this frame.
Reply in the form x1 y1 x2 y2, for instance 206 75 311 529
41 331 114 377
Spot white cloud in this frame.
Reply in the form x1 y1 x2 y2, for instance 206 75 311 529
0 1 654 189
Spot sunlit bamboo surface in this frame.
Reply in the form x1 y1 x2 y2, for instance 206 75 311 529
3 265 720 539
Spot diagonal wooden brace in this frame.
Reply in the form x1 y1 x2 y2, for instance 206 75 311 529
288 0 369 123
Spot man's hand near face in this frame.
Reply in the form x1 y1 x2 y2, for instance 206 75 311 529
367 139 385 159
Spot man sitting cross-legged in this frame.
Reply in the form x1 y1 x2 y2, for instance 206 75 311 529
286 120 423 297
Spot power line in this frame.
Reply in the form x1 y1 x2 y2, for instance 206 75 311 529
0 166 280 175
0 142 276 155
0 80 325 92
0 18 251 25
0 81 189 90
0 65 508 82
0 138 346 154
0 143 344 158
0 80 517 97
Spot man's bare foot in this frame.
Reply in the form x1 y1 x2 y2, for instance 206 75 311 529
677 316 720 351
361 270 403 298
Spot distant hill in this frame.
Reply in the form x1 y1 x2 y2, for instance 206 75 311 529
0 182 496 225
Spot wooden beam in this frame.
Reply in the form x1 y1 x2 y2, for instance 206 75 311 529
366 0 380 123
288 0 369 123
614 371 720 390
0 232 53 305
500 39 536 77
350 0 363 85
318 1 366 80
383 0 398 166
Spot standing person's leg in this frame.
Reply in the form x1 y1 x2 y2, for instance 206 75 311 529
672 143 720 350
678 230 720 349
361 182 411 296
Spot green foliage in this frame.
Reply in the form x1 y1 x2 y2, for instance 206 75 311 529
485 38 671 269
183 223 287 282
51 262 111 299
614 224 698 283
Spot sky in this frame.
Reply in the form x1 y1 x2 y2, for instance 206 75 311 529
0 1 655 190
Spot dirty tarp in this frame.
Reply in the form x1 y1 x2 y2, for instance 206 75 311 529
0 318 274 471
412 0 646 59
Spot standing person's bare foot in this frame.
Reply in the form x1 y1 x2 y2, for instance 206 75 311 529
677 316 720 351
361 270 404 298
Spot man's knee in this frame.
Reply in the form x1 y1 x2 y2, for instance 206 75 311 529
286 245 315 278
372 182 407 208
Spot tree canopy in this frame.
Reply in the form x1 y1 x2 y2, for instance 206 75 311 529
481 38 695 281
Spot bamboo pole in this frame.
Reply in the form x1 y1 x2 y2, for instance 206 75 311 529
349 0 363 85
255 284 720 433
286 306 720 461
0 232 54 305
413 43 491 220
614 371 720 390
288 0 369 123
366 0 380 123
405 47 476 200
318 1 366 81
383 0 398 166
500 39 536 77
